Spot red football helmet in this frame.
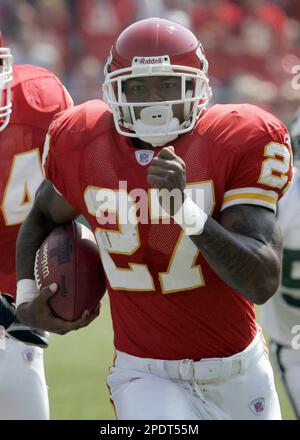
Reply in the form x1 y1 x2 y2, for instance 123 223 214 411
0 31 13 131
103 18 212 147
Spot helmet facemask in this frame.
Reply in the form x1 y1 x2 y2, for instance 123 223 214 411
0 45 13 132
103 55 212 147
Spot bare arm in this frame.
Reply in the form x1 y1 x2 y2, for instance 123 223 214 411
190 204 282 304
148 146 283 305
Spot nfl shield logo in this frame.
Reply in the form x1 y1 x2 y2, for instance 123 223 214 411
135 150 154 166
23 348 34 364
249 398 265 415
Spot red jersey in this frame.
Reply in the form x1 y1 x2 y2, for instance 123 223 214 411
0 64 73 296
45 101 292 360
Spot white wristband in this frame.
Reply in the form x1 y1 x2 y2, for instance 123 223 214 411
173 195 208 236
16 279 39 308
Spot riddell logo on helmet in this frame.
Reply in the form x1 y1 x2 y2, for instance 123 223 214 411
133 56 169 65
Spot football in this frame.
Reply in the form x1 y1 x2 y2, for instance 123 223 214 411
34 221 106 321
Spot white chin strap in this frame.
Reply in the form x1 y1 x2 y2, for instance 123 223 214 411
133 105 180 147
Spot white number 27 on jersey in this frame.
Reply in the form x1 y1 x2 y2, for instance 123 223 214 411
84 182 215 294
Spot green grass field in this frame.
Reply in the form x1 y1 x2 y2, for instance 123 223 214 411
45 296 115 420
44 297 296 420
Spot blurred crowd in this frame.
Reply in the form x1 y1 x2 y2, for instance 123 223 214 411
1 0 300 125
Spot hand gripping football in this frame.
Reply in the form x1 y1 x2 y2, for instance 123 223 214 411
34 221 106 321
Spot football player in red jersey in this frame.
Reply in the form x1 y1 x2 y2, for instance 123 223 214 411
0 32 75 419
15 18 293 420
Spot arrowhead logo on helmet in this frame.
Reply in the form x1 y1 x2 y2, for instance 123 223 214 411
103 18 212 147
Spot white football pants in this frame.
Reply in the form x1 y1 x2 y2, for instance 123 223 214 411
0 336 49 420
270 340 300 419
108 332 282 420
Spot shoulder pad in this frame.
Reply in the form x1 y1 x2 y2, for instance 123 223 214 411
49 100 112 153
197 104 287 152
13 64 71 114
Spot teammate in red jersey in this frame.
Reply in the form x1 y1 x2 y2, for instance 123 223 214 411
16 18 292 419
0 32 74 419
